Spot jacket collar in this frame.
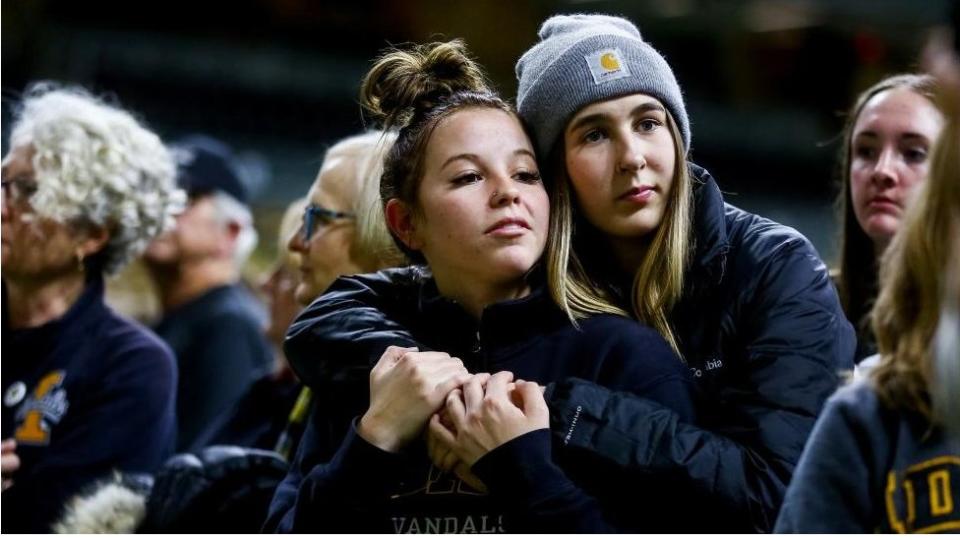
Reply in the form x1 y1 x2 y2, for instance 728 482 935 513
415 273 567 357
687 162 731 287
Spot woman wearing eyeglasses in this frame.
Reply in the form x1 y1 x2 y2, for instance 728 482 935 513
1 84 183 532
287 131 405 305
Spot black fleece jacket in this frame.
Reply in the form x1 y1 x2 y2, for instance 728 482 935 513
265 283 698 533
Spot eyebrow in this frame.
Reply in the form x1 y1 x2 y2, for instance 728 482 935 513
853 131 932 142
440 149 537 170
567 102 667 134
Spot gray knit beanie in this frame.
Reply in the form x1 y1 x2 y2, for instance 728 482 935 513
516 13 690 159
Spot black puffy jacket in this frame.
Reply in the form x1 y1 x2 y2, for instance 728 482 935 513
284 164 856 532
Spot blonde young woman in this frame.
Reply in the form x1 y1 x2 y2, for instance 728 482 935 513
775 55 960 532
267 40 697 533
286 15 855 532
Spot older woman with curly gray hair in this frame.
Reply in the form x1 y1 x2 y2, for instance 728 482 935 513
1 84 184 533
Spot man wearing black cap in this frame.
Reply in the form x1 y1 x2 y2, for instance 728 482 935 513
143 135 272 453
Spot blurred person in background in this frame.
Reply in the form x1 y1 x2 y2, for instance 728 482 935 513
189 196 308 452
271 129 405 460
775 41 960 530
1 84 183 532
924 11 960 443
833 74 945 363
286 130 405 306
142 134 273 453
49 130 406 534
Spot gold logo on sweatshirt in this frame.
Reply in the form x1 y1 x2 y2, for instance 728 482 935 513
14 370 69 445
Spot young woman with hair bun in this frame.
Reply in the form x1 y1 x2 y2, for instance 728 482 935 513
265 40 697 533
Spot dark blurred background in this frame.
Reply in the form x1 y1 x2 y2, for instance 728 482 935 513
3 0 955 270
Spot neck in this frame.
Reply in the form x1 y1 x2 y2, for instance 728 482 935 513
607 235 651 278
433 273 531 321
147 258 237 312
874 237 890 260
4 271 89 329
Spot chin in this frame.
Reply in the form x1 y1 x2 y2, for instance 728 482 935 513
865 218 900 245
487 253 539 282
598 210 663 239
294 288 313 306
143 245 177 264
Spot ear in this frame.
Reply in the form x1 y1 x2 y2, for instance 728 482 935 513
384 198 422 251
76 225 110 258
221 220 242 256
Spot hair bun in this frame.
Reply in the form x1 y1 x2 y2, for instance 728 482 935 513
360 39 490 129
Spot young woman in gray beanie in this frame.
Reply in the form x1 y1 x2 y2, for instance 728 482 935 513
283 14 855 532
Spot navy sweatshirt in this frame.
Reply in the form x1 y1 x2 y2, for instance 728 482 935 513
265 282 699 533
774 381 960 533
1 276 178 533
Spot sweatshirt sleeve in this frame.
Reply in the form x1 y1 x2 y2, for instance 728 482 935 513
774 385 878 532
264 414 410 532
284 268 427 389
471 429 615 533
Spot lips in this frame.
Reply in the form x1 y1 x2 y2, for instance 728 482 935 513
618 185 656 203
867 195 900 214
485 217 531 235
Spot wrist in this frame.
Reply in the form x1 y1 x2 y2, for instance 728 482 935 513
358 411 403 453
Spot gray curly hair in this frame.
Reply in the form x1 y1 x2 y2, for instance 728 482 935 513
8 83 186 275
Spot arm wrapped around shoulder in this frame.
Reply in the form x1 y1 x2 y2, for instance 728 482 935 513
284 267 428 388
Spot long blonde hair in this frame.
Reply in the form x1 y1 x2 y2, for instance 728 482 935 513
545 109 693 355
870 85 960 422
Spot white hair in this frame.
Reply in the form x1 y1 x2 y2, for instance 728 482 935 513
208 191 257 269
322 130 405 267
8 83 186 275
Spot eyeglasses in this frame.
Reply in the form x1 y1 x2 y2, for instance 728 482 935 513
302 204 355 242
1 178 38 207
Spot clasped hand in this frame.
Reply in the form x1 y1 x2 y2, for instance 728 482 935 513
357 346 549 492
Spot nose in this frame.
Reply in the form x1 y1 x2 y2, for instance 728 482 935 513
287 225 306 253
870 147 898 188
490 175 521 207
616 133 647 174
2 183 18 220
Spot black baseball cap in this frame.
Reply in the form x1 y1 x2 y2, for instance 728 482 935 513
172 134 249 205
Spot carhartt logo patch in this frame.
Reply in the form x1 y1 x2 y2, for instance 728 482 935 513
584 48 631 85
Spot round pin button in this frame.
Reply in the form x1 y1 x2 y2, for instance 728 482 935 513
4 382 27 407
